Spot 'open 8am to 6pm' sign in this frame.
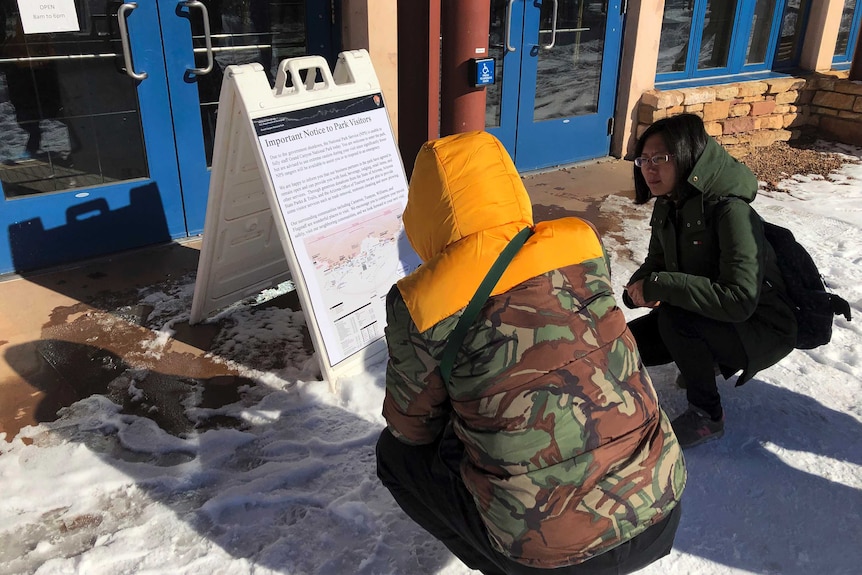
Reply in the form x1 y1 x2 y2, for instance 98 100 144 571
190 50 420 390
17 0 81 34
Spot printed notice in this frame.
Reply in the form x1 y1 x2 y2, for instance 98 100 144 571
254 94 420 366
18 0 80 34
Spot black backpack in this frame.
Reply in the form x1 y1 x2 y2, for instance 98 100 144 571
761 220 852 349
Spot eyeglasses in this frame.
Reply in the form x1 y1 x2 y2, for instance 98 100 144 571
634 154 674 168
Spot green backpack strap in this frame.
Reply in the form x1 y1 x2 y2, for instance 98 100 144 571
438 226 534 385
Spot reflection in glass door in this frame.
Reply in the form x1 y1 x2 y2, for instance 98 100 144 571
486 0 623 171
0 0 151 194
192 0 315 165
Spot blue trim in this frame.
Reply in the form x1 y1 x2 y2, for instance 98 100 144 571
850 4 862 60
656 69 690 83
723 0 749 72
159 0 210 236
656 69 794 91
761 1 785 66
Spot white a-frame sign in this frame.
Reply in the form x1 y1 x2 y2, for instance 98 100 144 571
190 50 420 389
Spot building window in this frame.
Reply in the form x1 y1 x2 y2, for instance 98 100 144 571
833 0 862 66
657 0 810 85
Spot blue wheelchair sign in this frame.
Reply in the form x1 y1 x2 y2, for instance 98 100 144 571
471 58 496 87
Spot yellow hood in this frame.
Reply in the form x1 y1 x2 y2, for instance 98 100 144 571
403 131 533 262
397 131 604 332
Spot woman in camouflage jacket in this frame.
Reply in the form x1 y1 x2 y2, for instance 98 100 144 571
376 131 686 574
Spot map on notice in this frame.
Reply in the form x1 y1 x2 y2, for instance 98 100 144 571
306 202 406 314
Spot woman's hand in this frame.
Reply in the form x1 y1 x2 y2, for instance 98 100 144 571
626 279 660 308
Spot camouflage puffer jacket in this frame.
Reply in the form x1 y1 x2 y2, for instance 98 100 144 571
383 131 686 568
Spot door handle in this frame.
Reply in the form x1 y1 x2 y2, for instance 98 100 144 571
183 0 214 75
117 3 147 80
542 0 559 49
504 0 516 52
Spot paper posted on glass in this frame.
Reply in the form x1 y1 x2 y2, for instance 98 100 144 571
190 49 420 391
17 0 80 34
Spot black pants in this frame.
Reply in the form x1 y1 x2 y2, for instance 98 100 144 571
628 306 749 420
376 427 682 575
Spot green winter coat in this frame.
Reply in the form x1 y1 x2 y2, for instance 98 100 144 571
629 138 797 383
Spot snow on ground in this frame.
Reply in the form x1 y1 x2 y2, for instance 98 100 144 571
1 143 861 575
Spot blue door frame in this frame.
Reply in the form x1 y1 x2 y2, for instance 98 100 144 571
488 0 623 172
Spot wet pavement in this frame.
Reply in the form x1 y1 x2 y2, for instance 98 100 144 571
0 158 635 441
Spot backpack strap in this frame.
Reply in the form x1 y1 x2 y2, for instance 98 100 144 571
438 226 533 385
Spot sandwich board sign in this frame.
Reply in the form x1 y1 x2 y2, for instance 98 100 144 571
190 49 420 389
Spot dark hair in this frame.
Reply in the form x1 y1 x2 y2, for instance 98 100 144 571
633 113 710 204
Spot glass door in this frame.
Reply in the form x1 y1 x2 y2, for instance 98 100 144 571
487 0 624 171
0 0 186 273
160 0 339 235
0 0 338 274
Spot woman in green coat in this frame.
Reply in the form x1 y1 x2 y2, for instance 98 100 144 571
625 114 797 449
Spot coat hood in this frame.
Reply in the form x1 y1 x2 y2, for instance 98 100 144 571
685 137 758 203
403 131 533 262
396 131 604 332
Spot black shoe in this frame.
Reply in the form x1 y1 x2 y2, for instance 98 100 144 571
671 405 724 449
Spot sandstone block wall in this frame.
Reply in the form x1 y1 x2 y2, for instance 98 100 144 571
636 71 862 157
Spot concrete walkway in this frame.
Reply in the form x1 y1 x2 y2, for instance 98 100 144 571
0 158 635 440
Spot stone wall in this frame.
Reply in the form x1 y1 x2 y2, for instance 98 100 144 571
636 71 862 157
806 72 862 147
